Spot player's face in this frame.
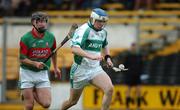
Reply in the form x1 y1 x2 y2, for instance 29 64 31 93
33 19 48 29
94 20 107 30
131 44 137 53
32 18 48 33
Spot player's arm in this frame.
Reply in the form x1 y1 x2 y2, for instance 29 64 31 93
50 38 58 69
51 52 58 70
102 45 110 56
19 39 44 69
51 51 59 72
102 46 113 67
71 46 103 60
51 38 61 79
20 58 44 69
101 35 111 60
51 52 61 79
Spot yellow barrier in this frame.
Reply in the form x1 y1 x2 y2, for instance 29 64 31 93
45 10 180 17
156 3 180 9
83 85 180 109
0 104 44 110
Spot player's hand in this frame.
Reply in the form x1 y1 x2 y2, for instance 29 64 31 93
34 62 44 69
106 58 113 68
54 68 61 79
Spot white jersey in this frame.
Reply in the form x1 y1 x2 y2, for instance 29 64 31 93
70 22 108 67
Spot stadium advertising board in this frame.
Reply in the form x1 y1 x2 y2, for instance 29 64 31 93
83 85 180 109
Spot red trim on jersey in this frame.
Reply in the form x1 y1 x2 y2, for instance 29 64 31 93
52 38 56 50
20 41 28 55
31 28 44 38
28 48 51 58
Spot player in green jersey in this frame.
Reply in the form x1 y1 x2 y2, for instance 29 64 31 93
19 11 61 110
60 8 114 110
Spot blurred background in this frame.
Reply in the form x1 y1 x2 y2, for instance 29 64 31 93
0 0 180 110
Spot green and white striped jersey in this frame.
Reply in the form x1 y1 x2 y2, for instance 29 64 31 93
71 22 108 67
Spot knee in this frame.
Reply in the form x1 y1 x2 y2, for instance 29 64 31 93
41 101 51 108
105 85 114 96
69 100 78 106
26 103 34 110
24 98 34 109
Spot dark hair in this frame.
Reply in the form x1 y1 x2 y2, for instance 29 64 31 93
31 11 48 23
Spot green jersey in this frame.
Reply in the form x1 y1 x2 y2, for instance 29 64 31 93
71 22 108 67
19 29 56 71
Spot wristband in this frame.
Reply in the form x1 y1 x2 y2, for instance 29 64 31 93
105 55 112 61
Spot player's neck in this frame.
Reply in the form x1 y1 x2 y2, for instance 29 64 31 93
32 28 44 38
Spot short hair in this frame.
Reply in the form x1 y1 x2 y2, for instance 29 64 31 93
31 11 48 23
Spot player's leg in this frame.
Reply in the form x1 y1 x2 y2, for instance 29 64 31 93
33 80 52 108
136 85 141 97
126 85 131 97
22 88 35 110
136 85 141 109
60 63 85 110
19 68 35 110
90 72 114 110
31 88 41 105
20 77 36 110
61 88 83 110
34 87 51 108
21 87 41 103
125 86 132 110
134 75 141 109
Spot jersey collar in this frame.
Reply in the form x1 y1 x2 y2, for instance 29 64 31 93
88 21 99 32
31 28 44 38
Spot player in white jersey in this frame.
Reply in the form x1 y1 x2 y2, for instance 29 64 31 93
60 8 114 110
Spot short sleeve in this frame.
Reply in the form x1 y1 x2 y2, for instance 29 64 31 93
19 37 28 59
70 29 84 48
102 37 108 48
102 30 108 48
51 37 56 51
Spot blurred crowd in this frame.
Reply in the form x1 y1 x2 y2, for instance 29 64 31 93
0 0 179 17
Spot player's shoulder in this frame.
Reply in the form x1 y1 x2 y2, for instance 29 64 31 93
74 23 89 36
20 31 31 40
98 29 107 38
101 28 107 34
78 23 89 31
45 31 55 37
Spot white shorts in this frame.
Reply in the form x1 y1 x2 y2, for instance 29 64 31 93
70 63 106 89
19 67 50 89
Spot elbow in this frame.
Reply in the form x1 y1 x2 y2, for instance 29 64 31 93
71 46 78 54
20 58 27 64
20 59 25 64
71 48 75 54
